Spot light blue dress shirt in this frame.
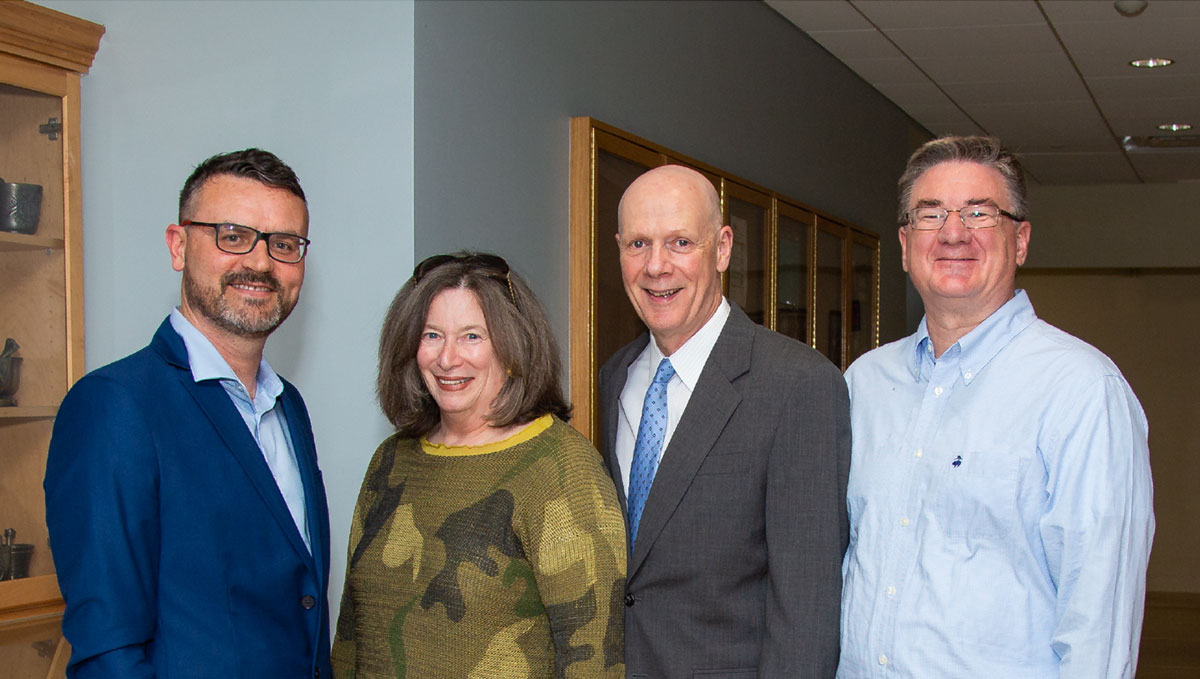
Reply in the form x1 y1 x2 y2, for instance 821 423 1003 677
169 309 311 552
838 290 1153 678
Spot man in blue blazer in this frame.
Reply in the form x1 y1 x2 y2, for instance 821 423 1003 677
44 148 332 678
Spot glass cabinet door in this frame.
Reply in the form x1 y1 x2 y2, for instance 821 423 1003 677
775 201 812 344
815 218 846 368
725 181 770 325
0 74 69 588
0 13 99 670
848 234 879 365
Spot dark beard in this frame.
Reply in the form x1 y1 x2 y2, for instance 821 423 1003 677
182 270 295 339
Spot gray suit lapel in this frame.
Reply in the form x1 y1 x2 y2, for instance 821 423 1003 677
601 336 648 513
628 305 754 578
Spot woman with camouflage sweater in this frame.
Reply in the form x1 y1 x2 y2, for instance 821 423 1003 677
332 253 626 678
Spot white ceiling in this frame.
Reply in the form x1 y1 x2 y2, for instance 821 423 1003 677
766 0 1200 185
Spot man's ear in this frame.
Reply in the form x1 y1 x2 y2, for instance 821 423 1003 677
166 224 187 272
715 224 734 273
1014 220 1031 266
898 226 909 273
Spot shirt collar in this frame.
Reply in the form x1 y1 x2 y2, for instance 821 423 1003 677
168 308 283 401
645 297 730 391
906 289 1038 384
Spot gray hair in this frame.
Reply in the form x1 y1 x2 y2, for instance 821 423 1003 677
897 136 1028 225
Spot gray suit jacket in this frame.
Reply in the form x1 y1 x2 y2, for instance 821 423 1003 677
599 303 850 679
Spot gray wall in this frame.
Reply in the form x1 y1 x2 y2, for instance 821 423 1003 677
414 0 924 350
39 0 414 622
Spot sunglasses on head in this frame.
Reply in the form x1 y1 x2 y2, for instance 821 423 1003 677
412 253 516 306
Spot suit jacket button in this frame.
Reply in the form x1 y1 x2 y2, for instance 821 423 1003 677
301 595 316 609
624 593 635 607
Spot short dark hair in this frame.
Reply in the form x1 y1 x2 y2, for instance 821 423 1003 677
178 148 306 222
377 252 571 437
897 135 1028 225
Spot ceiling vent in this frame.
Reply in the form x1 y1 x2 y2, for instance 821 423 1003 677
1122 135 1200 151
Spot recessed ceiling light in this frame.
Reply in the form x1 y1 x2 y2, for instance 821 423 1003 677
1158 123 1193 132
1129 57 1173 68
1114 0 1149 18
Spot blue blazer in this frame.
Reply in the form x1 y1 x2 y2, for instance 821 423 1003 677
45 319 332 678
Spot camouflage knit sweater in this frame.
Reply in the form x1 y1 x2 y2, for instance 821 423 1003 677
332 415 626 679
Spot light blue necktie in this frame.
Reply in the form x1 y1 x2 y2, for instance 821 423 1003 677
628 358 675 548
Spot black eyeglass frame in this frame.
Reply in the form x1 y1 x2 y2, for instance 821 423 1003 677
412 253 517 306
902 205 1024 231
181 220 311 263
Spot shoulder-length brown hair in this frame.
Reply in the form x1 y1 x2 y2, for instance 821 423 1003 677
377 252 571 437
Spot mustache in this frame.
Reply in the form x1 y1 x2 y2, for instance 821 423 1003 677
221 271 280 292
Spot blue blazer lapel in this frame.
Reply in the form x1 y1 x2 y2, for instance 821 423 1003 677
628 305 753 577
278 387 327 584
153 322 319 577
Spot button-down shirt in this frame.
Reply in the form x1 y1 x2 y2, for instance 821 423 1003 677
616 298 730 495
169 309 311 552
838 290 1153 678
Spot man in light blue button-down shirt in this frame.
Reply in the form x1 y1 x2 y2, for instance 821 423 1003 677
46 149 332 678
838 136 1153 678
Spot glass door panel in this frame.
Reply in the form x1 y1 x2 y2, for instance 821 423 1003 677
776 202 812 344
725 182 769 325
815 219 845 368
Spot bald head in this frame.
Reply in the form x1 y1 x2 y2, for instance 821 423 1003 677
614 164 733 355
618 165 722 239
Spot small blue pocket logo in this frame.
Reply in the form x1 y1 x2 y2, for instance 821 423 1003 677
952 455 963 468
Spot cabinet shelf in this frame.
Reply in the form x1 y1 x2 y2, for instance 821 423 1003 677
0 232 66 252
0 406 58 420
0 576 64 630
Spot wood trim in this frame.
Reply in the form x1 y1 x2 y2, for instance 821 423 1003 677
0 1 104 74
47 637 70 679
568 117 595 441
62 71 85 384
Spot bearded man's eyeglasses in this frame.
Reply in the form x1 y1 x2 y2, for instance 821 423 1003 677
182 220 310 263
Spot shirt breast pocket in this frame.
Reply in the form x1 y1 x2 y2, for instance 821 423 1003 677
932 451 1020 540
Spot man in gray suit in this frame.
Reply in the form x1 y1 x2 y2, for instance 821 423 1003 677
599 164 850 678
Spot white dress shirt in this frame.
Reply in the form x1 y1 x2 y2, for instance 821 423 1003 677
615 298 731 495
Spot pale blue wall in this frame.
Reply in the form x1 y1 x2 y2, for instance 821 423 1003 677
39 0 414 623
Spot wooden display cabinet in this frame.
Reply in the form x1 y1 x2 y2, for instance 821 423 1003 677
0 3 103 677
569 117 879 443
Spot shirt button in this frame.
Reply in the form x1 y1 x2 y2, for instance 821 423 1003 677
887 586 896 596
934 386 944 396
624 593 635 607
900 517 910 527
301 595 316 610
879 654 888 666
964 371 973 380
914 448 923 459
